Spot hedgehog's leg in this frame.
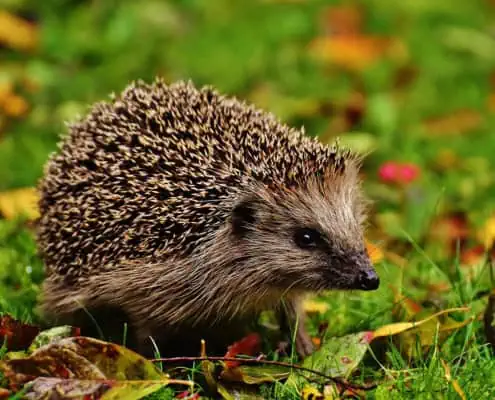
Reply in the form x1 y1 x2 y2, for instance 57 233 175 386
39 277 136 347
279 298 314 358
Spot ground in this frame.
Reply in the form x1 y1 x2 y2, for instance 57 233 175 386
0 0 495 398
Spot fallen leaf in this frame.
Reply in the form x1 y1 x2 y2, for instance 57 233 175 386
221 364 289 385
299 331 371 379
24 377 113 400
0 10 38 51
0 187 39 220
223 333 261 368
0 315 40 352
28 326 81 353
423 109 482 136
0 336 178 398
373 307 470 338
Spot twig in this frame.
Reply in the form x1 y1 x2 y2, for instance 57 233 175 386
151 356 377 391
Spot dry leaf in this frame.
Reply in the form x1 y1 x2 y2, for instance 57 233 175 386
0 187 39 220
423 109 482 136
373 307 470 338
0 315 40 351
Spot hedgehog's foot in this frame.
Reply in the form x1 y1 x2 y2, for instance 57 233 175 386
279 298 314 358
295 323 314 358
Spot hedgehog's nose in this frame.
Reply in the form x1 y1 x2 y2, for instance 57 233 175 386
356 269 380 291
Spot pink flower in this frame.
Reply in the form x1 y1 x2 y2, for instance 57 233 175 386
399 163 420 183
378 161 420 184
378 161 401 183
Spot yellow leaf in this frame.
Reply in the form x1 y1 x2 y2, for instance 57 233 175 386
373 307 470 338
303 298 329 314
399 316 474 359
0 187 39 220
0 10 38 51
365 240 384 263
478 215 495 249
3 94 28 117
301 386 324 400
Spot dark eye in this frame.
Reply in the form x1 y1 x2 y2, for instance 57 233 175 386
294 228 322 249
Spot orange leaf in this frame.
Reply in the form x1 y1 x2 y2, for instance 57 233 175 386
365 240 384 264
309 35 391 71
0 11 38 51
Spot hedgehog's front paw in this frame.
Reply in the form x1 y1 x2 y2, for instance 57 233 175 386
295 326 314 358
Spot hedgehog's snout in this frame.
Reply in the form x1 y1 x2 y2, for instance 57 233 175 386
355 267 380 291
351 250 379 291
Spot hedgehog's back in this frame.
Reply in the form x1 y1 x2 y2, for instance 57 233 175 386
37 79 333 279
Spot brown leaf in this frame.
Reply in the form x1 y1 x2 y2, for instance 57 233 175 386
24 377 113 399
0 336 165 392
0 315 40 351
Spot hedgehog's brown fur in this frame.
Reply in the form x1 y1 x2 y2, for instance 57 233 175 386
37 79 378 358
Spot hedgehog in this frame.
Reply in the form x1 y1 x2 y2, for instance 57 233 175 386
36 79 379 358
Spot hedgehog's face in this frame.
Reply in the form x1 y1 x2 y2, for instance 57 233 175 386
230 176 379 293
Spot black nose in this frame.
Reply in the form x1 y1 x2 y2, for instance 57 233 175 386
356 269 380 291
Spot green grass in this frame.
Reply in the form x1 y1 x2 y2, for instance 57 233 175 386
1 0 495 398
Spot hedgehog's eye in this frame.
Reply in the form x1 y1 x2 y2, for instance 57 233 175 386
294 228 322 249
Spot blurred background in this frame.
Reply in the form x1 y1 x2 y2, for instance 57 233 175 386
1 0 495 318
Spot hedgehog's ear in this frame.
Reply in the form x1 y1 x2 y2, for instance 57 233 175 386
231 199 257 237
